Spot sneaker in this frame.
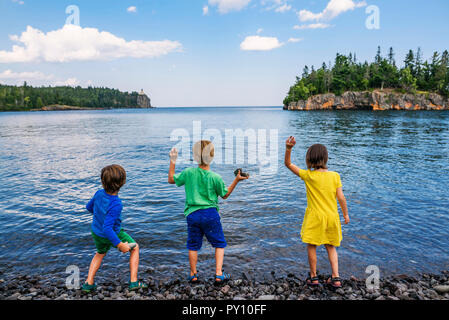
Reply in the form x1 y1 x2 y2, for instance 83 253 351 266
81 282 97 293
129 281 148 291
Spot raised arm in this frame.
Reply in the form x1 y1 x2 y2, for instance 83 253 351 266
168 147 178 184
336 187 349 224
222 171 248 199
284 136 301 176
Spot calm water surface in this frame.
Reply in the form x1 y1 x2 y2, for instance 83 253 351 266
0 107 448 281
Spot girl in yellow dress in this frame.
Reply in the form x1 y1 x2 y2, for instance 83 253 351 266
284 136 349 288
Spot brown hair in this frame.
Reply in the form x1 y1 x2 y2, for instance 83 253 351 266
306 144 328 170
101 164 126 194
193 140 215 165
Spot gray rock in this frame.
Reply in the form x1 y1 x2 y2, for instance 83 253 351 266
257 295 276 300
425 289 439 299
335 288 345 295
395 283 408 293
6 293 20 300
433 285 449 294
221 285 231 295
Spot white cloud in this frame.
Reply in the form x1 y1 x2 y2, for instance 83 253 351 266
203 5 209 15
0 25 182 63
209 0 251 14
0 69 53 80
262 0 291 13
287 37 302 43
12 0 25 5
256 28 263 34
298 0 366 22
275 4 291 13
240 35 283 51
0 69 81 87
127 6 137 13
54 77 80 87
293 23 331 30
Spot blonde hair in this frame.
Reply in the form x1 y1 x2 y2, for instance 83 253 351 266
193 140 215 165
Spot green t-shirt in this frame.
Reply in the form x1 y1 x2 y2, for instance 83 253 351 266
174 167 228 217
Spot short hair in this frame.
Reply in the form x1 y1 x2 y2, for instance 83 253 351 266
193 140 215 165
101 164 126 194
306 144 328 170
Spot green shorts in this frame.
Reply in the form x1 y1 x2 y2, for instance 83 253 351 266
91 229 135 254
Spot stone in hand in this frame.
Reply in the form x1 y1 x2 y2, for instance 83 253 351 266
234 168 249 177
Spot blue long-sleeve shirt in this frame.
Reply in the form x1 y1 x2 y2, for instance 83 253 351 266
86 189 123 247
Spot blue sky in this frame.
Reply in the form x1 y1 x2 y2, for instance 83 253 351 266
0 0 448 106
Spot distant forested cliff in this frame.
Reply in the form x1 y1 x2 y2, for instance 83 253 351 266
283 47 449 108
0 83 152 111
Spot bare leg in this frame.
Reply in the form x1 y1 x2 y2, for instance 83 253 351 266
325 244 341 286
86 252 106 285
307 244 319 284
129 243 140 283
215 248 224 278
188 250 198 280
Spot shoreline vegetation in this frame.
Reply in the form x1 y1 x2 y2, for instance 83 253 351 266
1 270 448 300
0 84 152 112
283 47 449 111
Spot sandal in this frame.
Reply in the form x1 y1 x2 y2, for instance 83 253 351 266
306 273 320 286
188 273 199 284
326 276 342 288
214 271 231 285
129 280 148 291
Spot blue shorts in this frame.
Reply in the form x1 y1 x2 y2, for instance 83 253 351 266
186 207 227 251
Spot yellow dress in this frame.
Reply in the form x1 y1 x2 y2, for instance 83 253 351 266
299 169 343 247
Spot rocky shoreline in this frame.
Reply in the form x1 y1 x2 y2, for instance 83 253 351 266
284 90 449 111
1 270 449 300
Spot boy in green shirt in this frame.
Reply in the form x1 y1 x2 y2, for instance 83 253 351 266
168 140 249 284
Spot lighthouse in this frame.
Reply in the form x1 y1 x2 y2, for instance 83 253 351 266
137 89 152 108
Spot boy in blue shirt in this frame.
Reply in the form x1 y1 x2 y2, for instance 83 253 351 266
82 164 147 293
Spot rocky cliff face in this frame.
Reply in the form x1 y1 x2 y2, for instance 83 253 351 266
137 90 152 108
285 90 449 111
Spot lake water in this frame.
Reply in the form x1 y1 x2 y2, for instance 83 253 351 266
0 107 448 282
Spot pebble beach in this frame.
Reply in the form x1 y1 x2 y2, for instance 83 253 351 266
1 269 449 300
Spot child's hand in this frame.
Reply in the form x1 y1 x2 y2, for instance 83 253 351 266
344 215 350 225
286 136 296 149
235 170 249 181
117 242 131 253
169 147 178 163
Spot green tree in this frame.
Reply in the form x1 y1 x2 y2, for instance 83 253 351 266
399 67 417 92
